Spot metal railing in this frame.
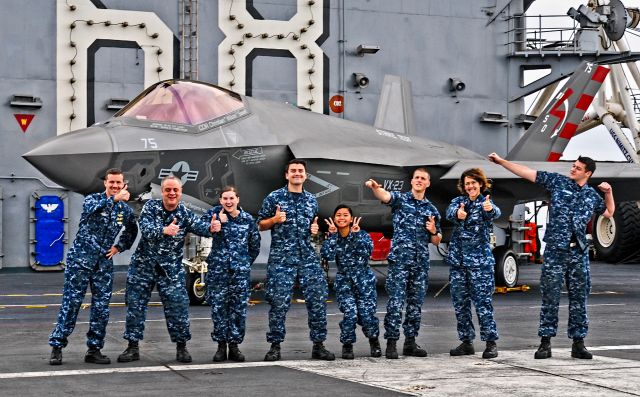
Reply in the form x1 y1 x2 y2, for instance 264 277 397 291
506 13 593 55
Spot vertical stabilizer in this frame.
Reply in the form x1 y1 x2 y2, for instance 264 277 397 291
507 61 609 161
374 75 416 135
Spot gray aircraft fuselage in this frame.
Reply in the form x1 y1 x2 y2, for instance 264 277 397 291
23 80 640 237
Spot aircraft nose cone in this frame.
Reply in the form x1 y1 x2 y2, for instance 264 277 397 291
23 127 114 194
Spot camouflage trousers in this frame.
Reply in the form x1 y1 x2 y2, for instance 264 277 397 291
538 245 591 339
265 260 328 343
334 269 380 344
449 263 498 342
384 259 429 340
49 258 114 349
123 262 191 343
206 267 250 344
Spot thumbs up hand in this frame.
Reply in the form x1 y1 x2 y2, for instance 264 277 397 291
274 204 287 224
482 195 493 212
164 218 180 236
310 216 319 235
425 215 436 234
218 209 228 224
457 203 467 220
210 213 222 233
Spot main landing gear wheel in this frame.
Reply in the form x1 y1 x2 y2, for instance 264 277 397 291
186 272 206 305
593 201 640 262
493 246 519 288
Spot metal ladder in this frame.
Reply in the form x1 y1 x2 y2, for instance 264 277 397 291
179 0 199 80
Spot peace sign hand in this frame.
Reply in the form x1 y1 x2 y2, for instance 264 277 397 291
324 218 338 234
351 217 362 233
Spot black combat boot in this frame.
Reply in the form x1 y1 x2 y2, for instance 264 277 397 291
312 342 335 360
176 342 192 363
403 336 427 357
571 338 593 359
84 348 111 364
342 344 354 360
49 347 62 365
385 339 399 359
369 337 382 358
534 336 552 359
264 342 281 362
228 343 245 362
117 341 140 363
482 341 498 359
450 340 475 356
213 342 227 362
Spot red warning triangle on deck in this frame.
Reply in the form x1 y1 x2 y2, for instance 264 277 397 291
14 114 35 133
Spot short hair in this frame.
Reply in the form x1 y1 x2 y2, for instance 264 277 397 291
333 204 353 217
219 186 239 198
577 156 596 175
457 168 492 195
285 159 307 173
104 168 123 179
413 167 430 179
161 175 183 188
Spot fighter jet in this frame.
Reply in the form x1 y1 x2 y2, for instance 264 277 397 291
22 61 640 291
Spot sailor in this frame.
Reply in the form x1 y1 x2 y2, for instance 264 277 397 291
489 152 614 359
445 168 500 359
258 159 335 361
321 205 382 359
49 168 138 365
365 168 442 359
201 186 261 362
117 175 216 364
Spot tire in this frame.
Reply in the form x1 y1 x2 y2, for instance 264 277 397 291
493 246 519 288
186 271 206 305
593 201 640 262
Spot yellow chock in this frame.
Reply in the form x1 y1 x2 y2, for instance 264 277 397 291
494 284 530 294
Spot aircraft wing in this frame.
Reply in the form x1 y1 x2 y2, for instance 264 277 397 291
506 61 609 162
440 159 640 202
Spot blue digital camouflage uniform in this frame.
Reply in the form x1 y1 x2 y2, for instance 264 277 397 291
201 205 261 344
123 200 212 344
384 191 441 341
257 186 328 343
445 194 501 342
321 230 379 344
49 192 137 349
535 171 605 339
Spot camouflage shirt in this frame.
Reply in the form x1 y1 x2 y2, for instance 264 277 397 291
202 205 261 272
387 191 441 263
132 200 212 273
257 186 318 264
445 194 501 267
321 230 373 274
536 171 605 250
67 192 137 265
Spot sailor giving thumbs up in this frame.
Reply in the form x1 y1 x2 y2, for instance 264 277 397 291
310 216 319 235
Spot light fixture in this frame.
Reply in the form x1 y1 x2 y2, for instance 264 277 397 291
356 44 380 56
106 98 130 111
10 94 43 109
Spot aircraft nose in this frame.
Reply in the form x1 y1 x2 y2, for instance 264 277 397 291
23 127 114 194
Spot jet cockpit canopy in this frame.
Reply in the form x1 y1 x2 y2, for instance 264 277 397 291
116 80 244 125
